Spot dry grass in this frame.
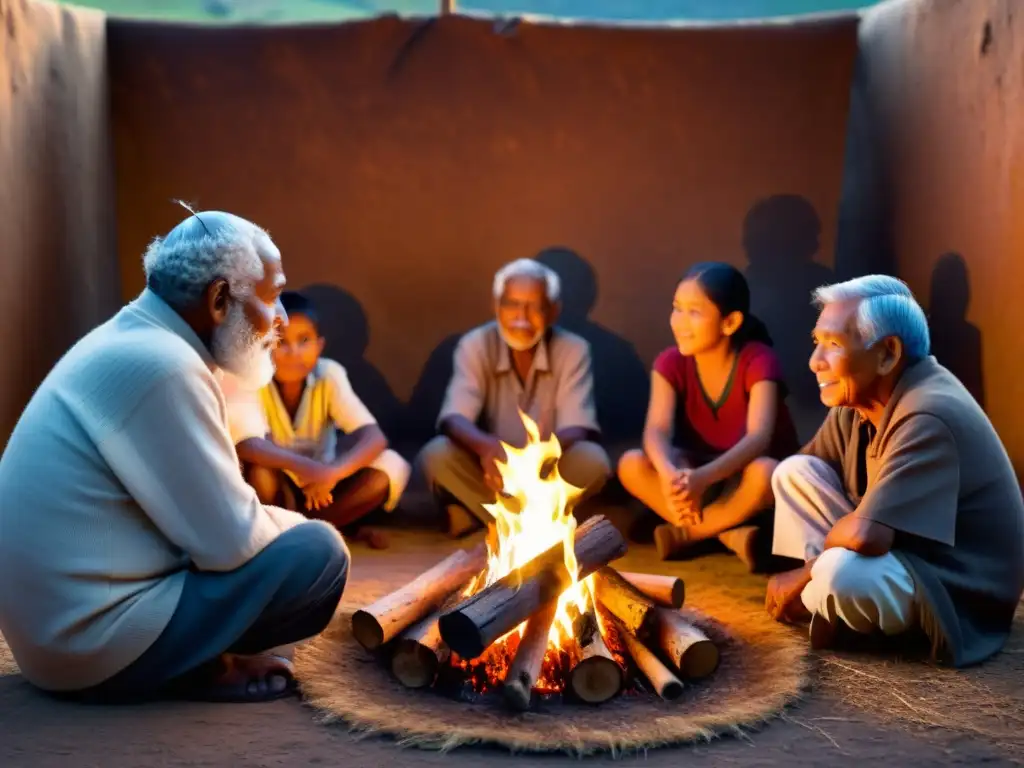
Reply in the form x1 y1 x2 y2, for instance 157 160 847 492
292 576 811 756
816 603 1024 759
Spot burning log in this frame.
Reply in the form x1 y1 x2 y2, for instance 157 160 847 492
619 571 685 609
352 543 487 651
502 603 558 711
612 616 683 701
655 607 720 680
438 515 627 659
567 604 623 704
591 567 658 638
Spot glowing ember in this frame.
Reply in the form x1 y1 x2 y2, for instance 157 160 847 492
453 411 596 692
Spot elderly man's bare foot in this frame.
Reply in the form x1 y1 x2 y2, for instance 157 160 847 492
352 526 389 549
191 652 297 703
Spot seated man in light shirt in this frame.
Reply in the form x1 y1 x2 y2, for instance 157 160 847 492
418 258 612 537
222 290 411 550
0 209 349 703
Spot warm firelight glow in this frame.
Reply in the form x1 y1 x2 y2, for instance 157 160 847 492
463 411 592 651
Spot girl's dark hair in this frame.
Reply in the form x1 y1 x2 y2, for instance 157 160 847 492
680 261 774 347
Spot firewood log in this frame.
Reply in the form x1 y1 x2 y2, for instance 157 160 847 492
352 543 486 651
612 615 683 701
390 609 449 688
618 571 685 609
567 602 623 704
503 603 557 711
655 607 720 679
592 567 658 638
438 515 627 659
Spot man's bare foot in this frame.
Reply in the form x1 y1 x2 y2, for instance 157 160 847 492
446 505 480 538
352 526 389 549
718 525 759 571
654 523 690 560
190 652 297 703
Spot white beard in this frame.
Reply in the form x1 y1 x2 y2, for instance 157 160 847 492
498 324 545 352
211 300 275 390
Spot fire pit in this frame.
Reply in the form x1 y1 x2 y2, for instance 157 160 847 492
351 414 720 710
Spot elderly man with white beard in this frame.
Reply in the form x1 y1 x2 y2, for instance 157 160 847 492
419 258 612 537
0 210 349 703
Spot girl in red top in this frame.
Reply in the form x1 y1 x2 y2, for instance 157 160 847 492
618 262 799 567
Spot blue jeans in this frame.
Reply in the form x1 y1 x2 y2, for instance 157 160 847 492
75 522 348 702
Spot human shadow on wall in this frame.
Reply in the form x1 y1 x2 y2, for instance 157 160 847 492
927 252 985 410
299 283 405 440
534 247 649 446
742 194 835 442
406 332 462 447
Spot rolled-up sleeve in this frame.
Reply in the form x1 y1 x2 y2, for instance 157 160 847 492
437 333 487 429
855 414 959 546
97 370 286 572
554 340 599 433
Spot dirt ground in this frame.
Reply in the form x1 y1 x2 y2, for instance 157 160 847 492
1 526 1022 768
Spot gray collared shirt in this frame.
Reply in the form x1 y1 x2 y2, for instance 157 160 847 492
437 321 600 448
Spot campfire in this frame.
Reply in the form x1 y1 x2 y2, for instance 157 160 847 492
351 413 720 710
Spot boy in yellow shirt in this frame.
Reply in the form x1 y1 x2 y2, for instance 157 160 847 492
224 291 410 549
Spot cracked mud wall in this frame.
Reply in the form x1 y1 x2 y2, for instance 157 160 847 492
842 0 1024 472
0 0 119 443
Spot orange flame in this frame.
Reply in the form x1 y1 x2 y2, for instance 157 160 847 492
472 410 594 649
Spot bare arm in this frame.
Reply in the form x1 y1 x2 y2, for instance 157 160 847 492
440 414 502 460
697 380 778 486
331 423 388 480
437 333 503 460
320 359 389 477
235 436 330 480
642 372 681 478
824 516 896 556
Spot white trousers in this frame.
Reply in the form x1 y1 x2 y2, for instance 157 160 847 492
771 455 917 636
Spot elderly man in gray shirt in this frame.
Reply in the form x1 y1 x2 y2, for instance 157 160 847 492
419 258 612 537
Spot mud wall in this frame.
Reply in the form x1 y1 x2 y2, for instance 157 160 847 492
0 0 120 444
107 12 859 450
841 0 1024 473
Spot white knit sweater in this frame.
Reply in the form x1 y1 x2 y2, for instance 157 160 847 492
0 289 307 691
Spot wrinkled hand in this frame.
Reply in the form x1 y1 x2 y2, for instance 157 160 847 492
479 438 508 495
765 566 813 623
303 481 334 512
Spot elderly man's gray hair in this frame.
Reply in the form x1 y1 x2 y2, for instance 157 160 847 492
813 274 931 362
492 258 561 303
143 210 275 309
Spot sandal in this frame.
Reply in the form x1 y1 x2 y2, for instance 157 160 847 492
185 653 298 703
